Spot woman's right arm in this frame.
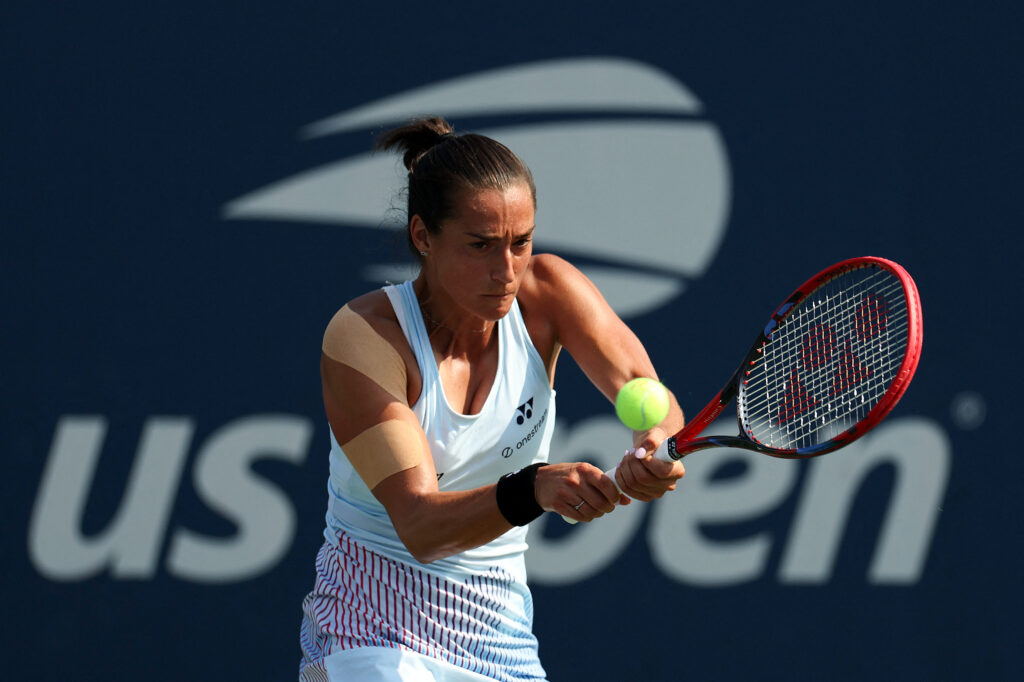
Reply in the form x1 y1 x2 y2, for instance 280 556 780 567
322 299 626 562
323 352 624 561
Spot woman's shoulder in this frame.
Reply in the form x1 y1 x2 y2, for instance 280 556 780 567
520 253 599 309
526 252 572 279
522 253 579 293
324 288 408 352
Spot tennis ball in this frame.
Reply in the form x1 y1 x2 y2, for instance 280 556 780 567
615 378 670 431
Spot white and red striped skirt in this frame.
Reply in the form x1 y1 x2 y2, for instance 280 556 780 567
299 531 547 681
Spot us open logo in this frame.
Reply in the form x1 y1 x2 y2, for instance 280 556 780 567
222 57 732 318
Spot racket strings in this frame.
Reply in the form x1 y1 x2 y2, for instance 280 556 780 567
740 266 910 450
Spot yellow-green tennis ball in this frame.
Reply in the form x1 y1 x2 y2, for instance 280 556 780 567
615 378 670 431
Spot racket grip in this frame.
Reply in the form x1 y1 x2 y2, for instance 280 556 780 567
652 437 675 462
560 442 676 524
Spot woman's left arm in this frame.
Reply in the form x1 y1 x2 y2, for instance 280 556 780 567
520 254 686 501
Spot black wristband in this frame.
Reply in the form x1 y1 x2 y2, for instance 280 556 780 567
495 463 547 526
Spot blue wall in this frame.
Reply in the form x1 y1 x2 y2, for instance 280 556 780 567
5 3 1019 680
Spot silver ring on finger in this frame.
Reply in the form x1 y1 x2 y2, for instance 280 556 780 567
573 500 586 511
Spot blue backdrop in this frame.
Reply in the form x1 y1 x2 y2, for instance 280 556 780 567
5 3 1020 680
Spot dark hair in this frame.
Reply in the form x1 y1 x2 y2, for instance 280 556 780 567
375 117 536 258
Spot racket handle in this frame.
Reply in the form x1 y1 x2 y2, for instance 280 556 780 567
652 437 675 462
559 441 675 524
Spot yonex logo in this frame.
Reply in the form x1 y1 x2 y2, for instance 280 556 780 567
515 398 534 425
222 57 732 318
775 292 891 426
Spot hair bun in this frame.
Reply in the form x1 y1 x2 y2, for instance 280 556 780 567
374 117 456 171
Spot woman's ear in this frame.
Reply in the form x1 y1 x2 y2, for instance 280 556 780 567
409 214 431 256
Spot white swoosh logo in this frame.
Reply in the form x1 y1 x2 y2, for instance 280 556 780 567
223 58 731 317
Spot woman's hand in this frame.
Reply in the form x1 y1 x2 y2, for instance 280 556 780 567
614 430 686 502
533 462 631 523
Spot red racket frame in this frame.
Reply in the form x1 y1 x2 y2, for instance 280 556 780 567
660 256 923 461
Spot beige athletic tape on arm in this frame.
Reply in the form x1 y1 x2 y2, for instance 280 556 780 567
323 305 408 404
341 420 425 490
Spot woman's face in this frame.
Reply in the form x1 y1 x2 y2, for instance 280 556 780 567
414 182 535 322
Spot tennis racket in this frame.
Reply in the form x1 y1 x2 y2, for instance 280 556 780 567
563 256 922 523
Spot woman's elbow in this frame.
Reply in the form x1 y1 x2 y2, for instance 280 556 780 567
390 515 449 564
397 530 448 565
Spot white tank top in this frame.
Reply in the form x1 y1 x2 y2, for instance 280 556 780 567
323 281 556 579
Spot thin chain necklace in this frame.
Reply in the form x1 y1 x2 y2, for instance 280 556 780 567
419 304 492 334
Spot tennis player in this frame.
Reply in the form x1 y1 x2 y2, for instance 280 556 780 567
299 117 686 681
